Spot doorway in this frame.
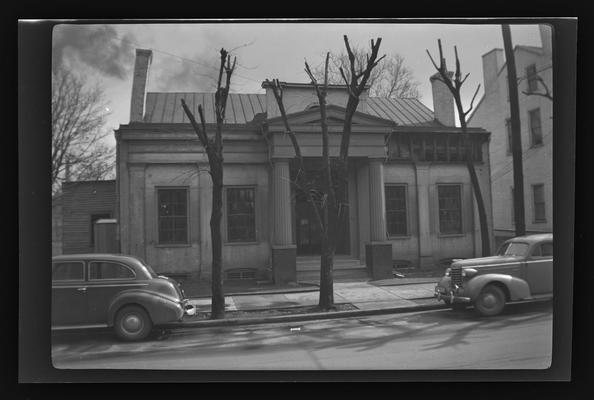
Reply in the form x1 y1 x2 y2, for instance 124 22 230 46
293 163 350 255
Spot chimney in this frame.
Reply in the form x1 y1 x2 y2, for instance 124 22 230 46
430 67 455 127
130 49 153 123
481 48 504 96
539 24 552 58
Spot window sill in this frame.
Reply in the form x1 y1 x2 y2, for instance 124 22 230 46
224 241 260 246
154 243 191 248
387 235 411 240
438 233 466 238
533 220 547 224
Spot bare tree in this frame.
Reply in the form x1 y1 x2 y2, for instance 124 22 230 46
522 75 553 101
427 39 491 256
51 67 114 196
180 48 236 319
267 36 384 310
313 49 419 99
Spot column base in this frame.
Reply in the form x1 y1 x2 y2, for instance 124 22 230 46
271 245 297 284
365 242 393 280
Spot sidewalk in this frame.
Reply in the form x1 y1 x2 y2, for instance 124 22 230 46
172 274 447 328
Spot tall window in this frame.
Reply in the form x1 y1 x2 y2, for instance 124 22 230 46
438 185 462 234
385 185 407 236
505 118 513 154
532 184 546 223
526 64 538 93
157 188 188 245
227 187 256 242
529 108 543 146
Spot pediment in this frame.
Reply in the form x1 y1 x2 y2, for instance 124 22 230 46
266 104 396 128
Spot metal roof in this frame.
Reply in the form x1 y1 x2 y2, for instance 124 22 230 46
143 92 437 126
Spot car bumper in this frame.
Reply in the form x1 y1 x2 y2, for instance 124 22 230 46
434 284 472 304
181 299 196 317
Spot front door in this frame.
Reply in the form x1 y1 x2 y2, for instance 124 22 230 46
525 241 554 295
51 261 87 326
293 164 350 256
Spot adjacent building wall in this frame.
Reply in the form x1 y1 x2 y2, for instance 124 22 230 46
469 26 553 246
61 180 117 254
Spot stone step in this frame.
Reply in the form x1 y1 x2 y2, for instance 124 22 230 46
296 259 363 271
297 267 369 282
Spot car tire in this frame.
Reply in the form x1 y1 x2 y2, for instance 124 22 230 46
474 285 506 317
114 305 153 341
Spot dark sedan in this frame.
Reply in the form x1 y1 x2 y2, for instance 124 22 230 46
52 254 195 341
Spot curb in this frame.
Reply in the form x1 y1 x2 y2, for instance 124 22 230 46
163 302 449 330
187 286 320 300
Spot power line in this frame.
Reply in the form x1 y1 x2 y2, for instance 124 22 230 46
114 34 264 85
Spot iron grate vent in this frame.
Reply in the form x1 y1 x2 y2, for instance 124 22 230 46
226 268 257 280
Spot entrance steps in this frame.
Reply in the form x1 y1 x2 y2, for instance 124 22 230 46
296 255 368 282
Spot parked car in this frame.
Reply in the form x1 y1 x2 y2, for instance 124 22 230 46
434 233 553 316
52 254 196 341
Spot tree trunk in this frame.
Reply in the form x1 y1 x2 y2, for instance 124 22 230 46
209 159 225 319
466 156 491 257
502 24 526 237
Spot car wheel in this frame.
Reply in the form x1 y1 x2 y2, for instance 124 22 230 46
114 305 152 341
474 285 506 317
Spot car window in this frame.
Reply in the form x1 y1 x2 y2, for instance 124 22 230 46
52 262 84 281
532 242 553 258
497 242 529 256
89 262 136 280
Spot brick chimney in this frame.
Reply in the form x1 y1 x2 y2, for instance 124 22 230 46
430 67 455 127
130 49 153 123
481 48 504 96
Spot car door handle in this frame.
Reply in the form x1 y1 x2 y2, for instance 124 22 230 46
77 287 87 292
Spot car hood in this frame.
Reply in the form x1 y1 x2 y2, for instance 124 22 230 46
452 255 523 268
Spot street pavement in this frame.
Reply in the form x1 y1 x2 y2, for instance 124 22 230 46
51 301 553 370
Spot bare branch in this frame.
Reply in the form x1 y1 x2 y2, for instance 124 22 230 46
181 99 210 150
463 84 482 116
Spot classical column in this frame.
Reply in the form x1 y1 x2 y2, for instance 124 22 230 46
272 159 292 245
365 158 393 279
368 159 387 241
415 164 434 268
270 158 296 283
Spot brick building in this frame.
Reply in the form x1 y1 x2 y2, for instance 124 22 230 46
115 49 494 282
468 25 553 248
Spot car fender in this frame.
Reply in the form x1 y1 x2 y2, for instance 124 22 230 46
107 290 183 327
464 274 531 301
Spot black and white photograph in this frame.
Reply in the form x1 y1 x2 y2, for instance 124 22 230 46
18 17 577 382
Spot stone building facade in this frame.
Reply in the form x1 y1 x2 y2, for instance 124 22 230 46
468 25 553 248
115 49 494 282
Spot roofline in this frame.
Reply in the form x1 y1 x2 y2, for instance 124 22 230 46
264 103 397 127
261 81 370 90
62 179 116 185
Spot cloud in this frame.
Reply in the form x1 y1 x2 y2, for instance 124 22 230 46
151 50 222 92
52 24 136 79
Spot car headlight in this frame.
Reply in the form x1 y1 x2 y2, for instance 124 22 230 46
462 268 478 278
445 267 451 276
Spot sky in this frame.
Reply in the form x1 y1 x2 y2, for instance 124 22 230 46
51 21 545 149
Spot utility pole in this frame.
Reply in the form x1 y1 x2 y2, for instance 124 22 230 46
502 24 526 236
